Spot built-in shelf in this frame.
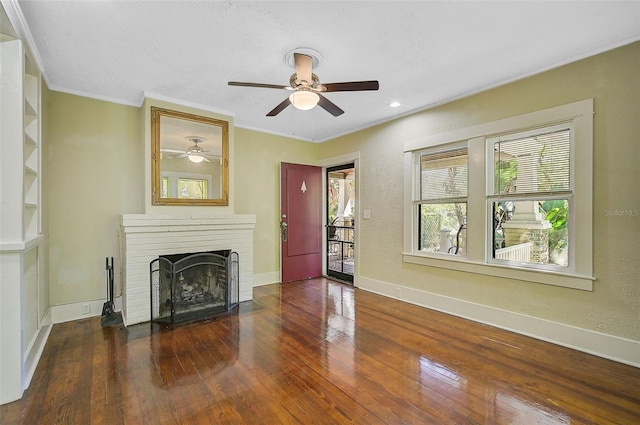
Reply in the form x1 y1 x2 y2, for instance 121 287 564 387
1 40 41 242
24 164 37 175
24 117 38 144
24 131 37 146
1 16 47 406
0 41 41 240
23 206 38 238
24 150 37 172
24 174 37 205
24 74 38 109
24 100 36 117
23 57 40 239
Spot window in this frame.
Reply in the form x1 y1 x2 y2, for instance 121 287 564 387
416 146 468 255
488 125 571 268
178 178 208 199
403 100 593 290
160 172 213 199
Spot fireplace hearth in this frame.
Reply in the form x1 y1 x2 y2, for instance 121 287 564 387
150 250 239 324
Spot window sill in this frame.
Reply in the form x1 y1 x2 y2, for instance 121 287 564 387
402 252 594 291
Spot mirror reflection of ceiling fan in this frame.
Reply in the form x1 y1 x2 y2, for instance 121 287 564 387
228 48 379 116
160 137 218 163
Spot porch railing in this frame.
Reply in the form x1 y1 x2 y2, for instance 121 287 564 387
327 225 354 279
495 242 532 262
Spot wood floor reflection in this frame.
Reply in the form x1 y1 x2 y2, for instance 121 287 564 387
2 278 639 424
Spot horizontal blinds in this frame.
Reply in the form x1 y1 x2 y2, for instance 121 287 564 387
493 127 571 196
420 147 468 201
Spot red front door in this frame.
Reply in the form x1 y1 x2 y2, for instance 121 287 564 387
280 162 322 283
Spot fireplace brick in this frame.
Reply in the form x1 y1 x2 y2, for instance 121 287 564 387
120 214 255 325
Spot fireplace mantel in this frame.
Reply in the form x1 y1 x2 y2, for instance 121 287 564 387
120 214 256 325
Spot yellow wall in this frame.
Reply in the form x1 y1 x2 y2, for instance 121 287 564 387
234 128 319 275
46 92 143 304
318 42 640 341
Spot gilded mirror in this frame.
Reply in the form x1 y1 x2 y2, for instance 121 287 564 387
151 107 229 206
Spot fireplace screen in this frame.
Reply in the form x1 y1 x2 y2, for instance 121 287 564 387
150 250 239 324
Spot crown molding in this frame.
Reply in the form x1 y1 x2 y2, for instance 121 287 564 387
1 0 47 83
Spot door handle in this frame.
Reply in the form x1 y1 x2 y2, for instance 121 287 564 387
280 221 288 242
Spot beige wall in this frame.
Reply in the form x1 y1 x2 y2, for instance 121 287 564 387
234 128 319 275
46 92 143 305
318 42 640 341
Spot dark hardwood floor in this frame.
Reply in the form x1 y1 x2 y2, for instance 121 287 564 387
2 278 639 424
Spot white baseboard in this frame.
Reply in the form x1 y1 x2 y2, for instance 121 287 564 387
358 276 640 368
22 309 53 391
51 297 122 324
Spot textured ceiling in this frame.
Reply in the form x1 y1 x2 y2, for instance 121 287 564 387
15 1 640 142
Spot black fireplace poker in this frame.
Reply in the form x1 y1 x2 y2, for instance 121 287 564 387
101 256 123 327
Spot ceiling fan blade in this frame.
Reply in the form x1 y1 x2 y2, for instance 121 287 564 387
266 97 292 116
228 81 291 90
317 93 344 117
165 153 187 159
294 53 313 86
160 148 186 154
320 80 379 92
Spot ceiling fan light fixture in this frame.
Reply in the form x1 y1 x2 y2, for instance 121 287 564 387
188 154 205 163
289 90 319 111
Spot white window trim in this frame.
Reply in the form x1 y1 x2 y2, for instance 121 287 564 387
403 99 594 291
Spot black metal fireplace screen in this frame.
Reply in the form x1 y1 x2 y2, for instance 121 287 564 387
150 250 239 324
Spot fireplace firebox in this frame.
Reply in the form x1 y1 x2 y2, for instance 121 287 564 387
150 250 239 324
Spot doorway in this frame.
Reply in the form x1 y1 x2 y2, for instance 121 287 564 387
326 164 355 283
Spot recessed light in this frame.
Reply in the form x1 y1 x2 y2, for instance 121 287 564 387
390 101 401 108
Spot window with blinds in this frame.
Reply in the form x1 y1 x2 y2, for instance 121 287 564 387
488 124 573 267
405 99 593 288
417 146 468 255
491 125 571 196
420 147 468 201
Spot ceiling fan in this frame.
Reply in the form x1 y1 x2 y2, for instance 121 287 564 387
228 50 379 117
161 137 215 163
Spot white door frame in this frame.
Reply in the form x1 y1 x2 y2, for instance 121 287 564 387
316 152 361 288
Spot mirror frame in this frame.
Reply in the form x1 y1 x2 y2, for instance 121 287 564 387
151 107 229 206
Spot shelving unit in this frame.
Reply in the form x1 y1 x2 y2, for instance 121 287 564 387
0 40 40 242
23 67 41 240
0 35 46 404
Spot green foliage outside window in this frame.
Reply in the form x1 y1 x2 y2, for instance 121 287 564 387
495 159 518 194
541 199 568 252
178 178 207 199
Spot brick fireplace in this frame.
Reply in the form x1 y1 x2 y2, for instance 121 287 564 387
119 214 255 325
